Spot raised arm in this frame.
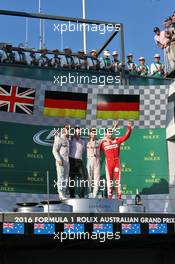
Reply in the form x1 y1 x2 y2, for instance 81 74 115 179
117 123 132 144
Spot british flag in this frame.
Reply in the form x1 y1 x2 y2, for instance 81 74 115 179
0 85 35 114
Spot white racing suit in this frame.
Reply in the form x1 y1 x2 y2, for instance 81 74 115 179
52 134 69 198
86 139 101 198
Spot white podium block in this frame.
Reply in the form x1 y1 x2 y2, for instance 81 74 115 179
63 198 120 213
119 204 145 213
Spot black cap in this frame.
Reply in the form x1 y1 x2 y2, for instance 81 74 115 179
153 27 160 32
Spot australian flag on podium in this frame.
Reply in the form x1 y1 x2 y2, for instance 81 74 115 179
64 223 84 234
34 223 55 235
93 224 113 234
121 224 141 235
149 224 167 234
3 223 24 235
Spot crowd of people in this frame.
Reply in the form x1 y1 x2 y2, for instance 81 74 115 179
0 43 165 78
153 10 175 72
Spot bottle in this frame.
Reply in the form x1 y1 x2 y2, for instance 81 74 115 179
135 189 141 205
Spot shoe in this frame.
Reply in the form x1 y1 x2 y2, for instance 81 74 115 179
88 193 93 198
59 193 67 200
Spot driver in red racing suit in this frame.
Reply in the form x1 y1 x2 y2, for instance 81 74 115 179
100 122 132 200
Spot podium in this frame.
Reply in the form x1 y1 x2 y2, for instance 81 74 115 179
63 198 120 213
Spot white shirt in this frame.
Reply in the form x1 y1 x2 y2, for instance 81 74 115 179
87 139 101 158
69 137 86 160
74 56 87 69
61 56 75 67
52 134 69 161
150 63 164 75
87 57 99 69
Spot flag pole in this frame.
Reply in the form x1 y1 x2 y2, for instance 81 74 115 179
43 17 45 48
39 0 43 49
25 17 28 48
82 0 87 53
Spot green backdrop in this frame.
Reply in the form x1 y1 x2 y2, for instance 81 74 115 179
0 121 169 195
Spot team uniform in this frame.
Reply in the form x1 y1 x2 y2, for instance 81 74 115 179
137 64 149 77
61 56 75 68
50 56 61 68
111 59 121 72
87 57 100 70
100 57 112 70
126 61 138 75
69 137 86 198
100 125 132 199
74 56 88 70
52 134 69 199
86 139 101 198
150 62 164 77
38 54 50 67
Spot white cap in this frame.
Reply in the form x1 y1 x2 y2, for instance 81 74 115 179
90 49 97 53
103 50 110 57
154 53 160 58
127 53 133 57
139 56 145 60
112 51 118 56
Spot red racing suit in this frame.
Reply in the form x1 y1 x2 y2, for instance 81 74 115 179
100 125 132 199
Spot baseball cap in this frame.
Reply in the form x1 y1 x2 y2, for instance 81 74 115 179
112 51 118 56
127 53 133 57
154 53 160 58
153 27 160 32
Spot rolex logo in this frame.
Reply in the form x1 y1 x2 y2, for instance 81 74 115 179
151 173 156 179
4 158 8 163
150 151 154 157
4 134 8 140
121 163 126 168
149 130 153 135
3 181 8 187
33 149 38 154
123 185 127 190
33 172 38 177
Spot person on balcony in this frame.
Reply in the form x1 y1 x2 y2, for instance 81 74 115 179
61 47 75 69
1 45 15 64
150 54 164 78
51 49 61 68
16 44 27 65
126 53 138 75
87 49 100 70
153 27 170 49
137 57 149 77
29 49 38 66
38 48 50 67
74 49 88 70
100 50 112 71
111 51 121 73
172 13 175 29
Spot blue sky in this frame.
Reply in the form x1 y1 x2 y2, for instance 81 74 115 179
0 0 174 64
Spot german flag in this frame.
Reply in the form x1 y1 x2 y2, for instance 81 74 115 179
43 91 88 119
97 94 140 120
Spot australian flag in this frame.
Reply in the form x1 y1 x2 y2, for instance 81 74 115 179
3 223 24 234
93 223 113 234
64 223 84 234
34 223 55 235
122 224 141 235
149 224 167 234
